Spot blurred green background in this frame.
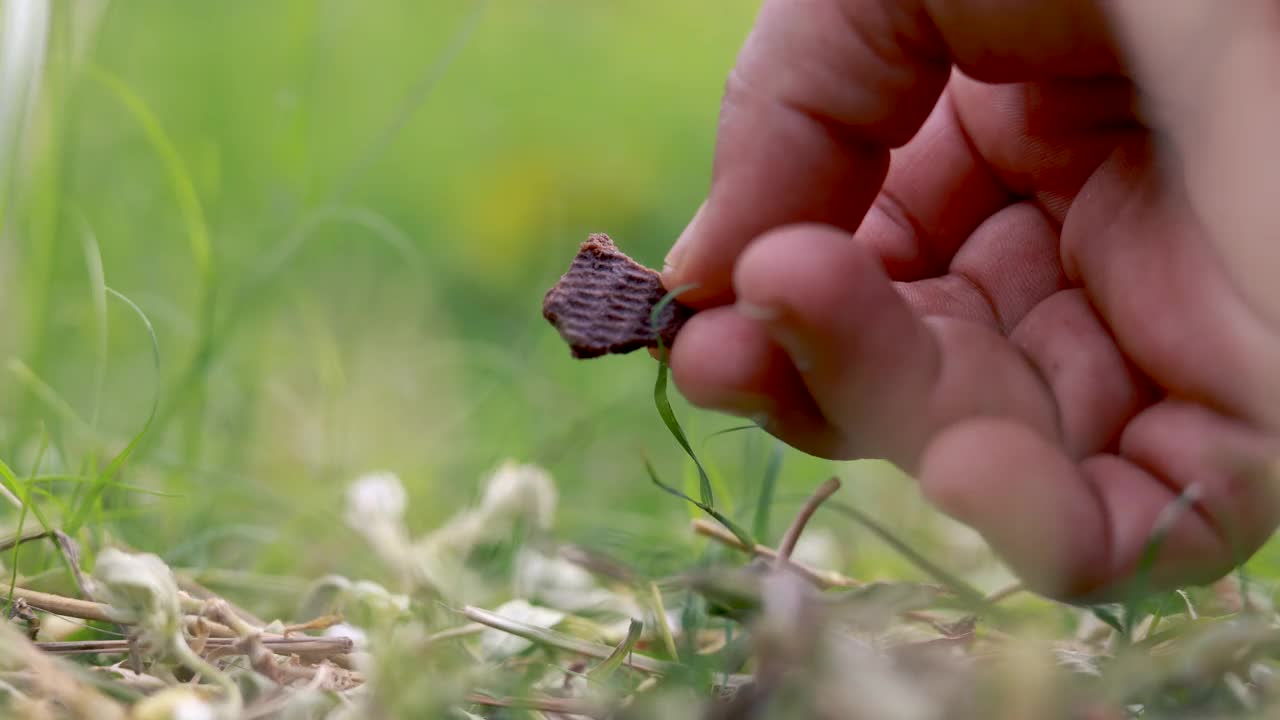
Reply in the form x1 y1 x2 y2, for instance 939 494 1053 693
17 0 1276 621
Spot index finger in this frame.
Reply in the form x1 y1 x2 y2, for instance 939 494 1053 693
662 0 1122 305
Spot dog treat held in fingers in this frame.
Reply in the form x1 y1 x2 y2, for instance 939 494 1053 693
542 233 695 359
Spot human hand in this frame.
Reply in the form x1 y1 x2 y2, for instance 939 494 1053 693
662 0 1280 601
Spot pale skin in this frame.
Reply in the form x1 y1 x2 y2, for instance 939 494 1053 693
660 0 1280 601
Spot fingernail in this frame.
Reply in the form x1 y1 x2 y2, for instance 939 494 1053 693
663 201 707 276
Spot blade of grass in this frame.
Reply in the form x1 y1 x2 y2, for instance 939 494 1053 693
77 211 108 431
5 429 48 614
331 0 489 201
649 285 713 507
752 440 784 543
29 474 181 498
88 65 213 468
462 605 678 676
654 358 714 508
87 67 209 277
825 499 985 608
7 0 63 457
702 425 759 444
1116 483 1202 641
644 457 754 550
7 358 95 438
1089 605 1127 636
0 458 63 587
64 288 160 535
646 285 758 548
0 0 51 228
587 618 643 682
647 582 679 662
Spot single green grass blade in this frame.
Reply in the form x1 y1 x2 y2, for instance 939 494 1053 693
5 497 30 615
646 285 757 548
825 499 985 608
88 66 214 469
330 0 489 201
23 484 71 513
88 67 209 279
5 431 47 614
77 212 108 431
1119 483 1201 639
587 618 643 682
647 581 679 662
462 605 678 676
649 285 714 507
752 440 784 542
7 0 64 457
7 358 95 438
702 425 760 443
644 457 755 550
65 288 161 535
0 457 64 595
1090 604 1127 635
654 358 716 508
30 475 181 499
0 463 53 535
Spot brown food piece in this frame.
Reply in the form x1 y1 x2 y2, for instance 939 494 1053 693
542 233 695 359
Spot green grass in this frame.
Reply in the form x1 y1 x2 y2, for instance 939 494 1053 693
3 2 1280 718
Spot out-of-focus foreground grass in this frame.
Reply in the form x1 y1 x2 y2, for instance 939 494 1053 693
2 1 971 616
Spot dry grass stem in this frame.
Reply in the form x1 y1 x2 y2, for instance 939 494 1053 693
37 635 354 658
691 518 859 589
464 692 610 717
462 604 679 675
776 476 842 565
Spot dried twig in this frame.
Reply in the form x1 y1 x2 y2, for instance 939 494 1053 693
3 586 122 623
422 622 486 646
202 597 260 637
776 477 842 564
177 572 268 628
37 636 353 658
464 692 609 718
1 530 95 601
283 614 344 636
0 618 128 719
691 519 859 589
0 528 58 553
2 585 307 640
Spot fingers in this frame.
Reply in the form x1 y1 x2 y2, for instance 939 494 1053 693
1063 140 1280 431
947 73 1140 222
663 0 1120 304
1120 400 1280 567
897 201 1067 332
850 81 1011 281
919 419 1113 598
1010 289 1154 458
921 404 1280 601
728 224 1058 468
667 307 849 458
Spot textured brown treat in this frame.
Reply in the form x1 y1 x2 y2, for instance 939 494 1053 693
542 233 695 359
